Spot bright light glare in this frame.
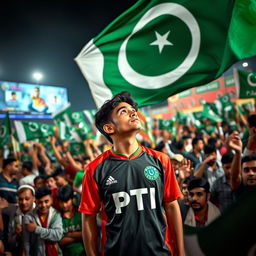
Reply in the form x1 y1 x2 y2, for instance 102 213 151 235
33 72 43 81
242 62 248 67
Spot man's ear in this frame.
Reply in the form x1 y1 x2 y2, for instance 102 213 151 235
103 123 115 135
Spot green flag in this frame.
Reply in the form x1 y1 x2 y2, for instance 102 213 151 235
69 141 86 155
202 103 222 123
52 103 73 127
14 120 54 143
75 0 256 108
158 119 173 131
236 70 256 99
215 93 236 120
70 111 86 125
0 112 12 148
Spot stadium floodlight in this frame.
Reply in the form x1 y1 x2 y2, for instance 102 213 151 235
242 62 248 67
33 72 43 83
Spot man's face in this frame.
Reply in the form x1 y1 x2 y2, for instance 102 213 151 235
18 189 35 214
107 102 141 136
54 176 66 187
171 159 181 170
59 199 73 213
242 160 256 186
188 187 209 212
36 195 52 215
9 161 19 175
195 140 204 151
223 162 232 180
45 177 57 189
181 183 189 199
205 152 217 166
34 178 45 189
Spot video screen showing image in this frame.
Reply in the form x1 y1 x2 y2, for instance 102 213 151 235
0 81 68 114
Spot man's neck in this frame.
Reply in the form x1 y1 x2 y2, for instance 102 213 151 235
113 137 139 158
2 170 12 182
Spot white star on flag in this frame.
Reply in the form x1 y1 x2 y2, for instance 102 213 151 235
150 31 173 53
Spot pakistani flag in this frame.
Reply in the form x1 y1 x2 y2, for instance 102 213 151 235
57 121 83 143
75 0 256 108
215 93 236 120
71 111 86 125
158 119 173 131
69 141 86 155
236 70 256 99
0 112 11 147
83 109 97 124
202 103 222 123
14 121 54 143
52 103 73 127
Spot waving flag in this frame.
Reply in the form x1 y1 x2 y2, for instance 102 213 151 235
235 70 256 99
75 0 256 108
0 112 11 147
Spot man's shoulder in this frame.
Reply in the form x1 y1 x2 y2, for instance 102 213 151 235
142 146 169 160
87 150 113 170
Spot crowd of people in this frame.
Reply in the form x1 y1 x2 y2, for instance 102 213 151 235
0 91 255 256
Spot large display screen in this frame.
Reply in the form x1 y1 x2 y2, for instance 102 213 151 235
0 81 68 119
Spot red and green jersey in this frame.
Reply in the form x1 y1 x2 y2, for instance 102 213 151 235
79 146 181 256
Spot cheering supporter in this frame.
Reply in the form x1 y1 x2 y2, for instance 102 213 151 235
0 158 19 204
24 187 63 256
57 185 85 256
1 185 35 255
183 177 221 227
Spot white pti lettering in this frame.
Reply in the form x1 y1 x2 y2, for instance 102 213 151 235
112 188 156 214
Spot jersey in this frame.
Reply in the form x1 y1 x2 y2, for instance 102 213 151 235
61 210 84 256
79 146 181 256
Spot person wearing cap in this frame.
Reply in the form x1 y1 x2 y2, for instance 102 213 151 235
24 186 63 256
1 185 35 255
184 177 220 227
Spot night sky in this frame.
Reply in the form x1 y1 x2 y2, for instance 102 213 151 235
0 0 136 111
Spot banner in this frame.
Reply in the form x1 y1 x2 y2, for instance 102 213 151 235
75 0 256 108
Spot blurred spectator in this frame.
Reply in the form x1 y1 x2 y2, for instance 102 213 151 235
184 177 220 227
19 161 36 186
24 187 63 255
52 167 69 187
57 185 85 256
34 175 46 190
194 144 224 188
210 152 236 213
0 158 19 203
2 185 35 255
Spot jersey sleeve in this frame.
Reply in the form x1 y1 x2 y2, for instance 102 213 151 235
79 164 101 215
162 155 182 202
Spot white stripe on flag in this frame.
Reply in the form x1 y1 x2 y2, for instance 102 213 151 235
75 39 113 109
14 121 27 143
52 102 71 118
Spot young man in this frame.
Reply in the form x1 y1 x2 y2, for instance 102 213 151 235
184 177 220 227
79 92 184 256
19 161 36 186
57 185 85 256
24 187 63 256
2 185 35 255
0 158 19 203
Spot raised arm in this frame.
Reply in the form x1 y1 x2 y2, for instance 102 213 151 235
228 133 243 190
50 136 68 168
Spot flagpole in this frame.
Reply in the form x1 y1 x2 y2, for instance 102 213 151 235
233 67 240 99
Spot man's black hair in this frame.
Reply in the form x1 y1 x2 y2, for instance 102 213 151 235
34 175 45 184
35 186 52 199
204 144 216 155
207 137 217 146
95 91 138 144
2 158 17 169
52 166 66 178
221 152 234 165
192 137 203 147
248 114 256 128
56 184 74 202
241 154 256 165
22 161 33 173
188 177 210 193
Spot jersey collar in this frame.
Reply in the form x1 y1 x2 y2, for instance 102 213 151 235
111 146 142 160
